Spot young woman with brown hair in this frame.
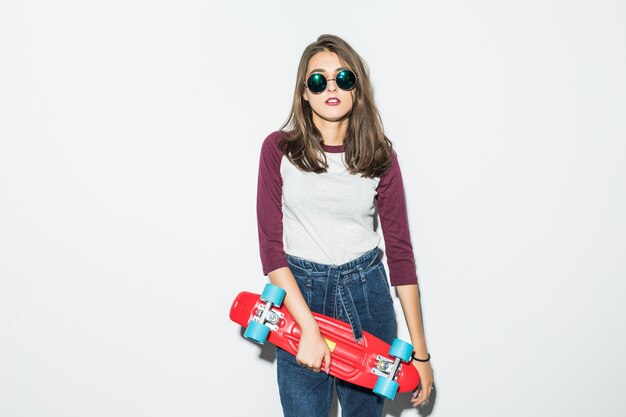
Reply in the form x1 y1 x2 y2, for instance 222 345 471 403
256 34 434 417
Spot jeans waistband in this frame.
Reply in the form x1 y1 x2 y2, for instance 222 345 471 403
286 247 381 273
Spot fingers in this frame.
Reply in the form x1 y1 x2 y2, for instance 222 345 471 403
295 355 321 372
295 340 332 373
411 383 434 407
296 360 314 371
296 351 331 373
310 361 322 372
323 348 332 373
296 361 321 372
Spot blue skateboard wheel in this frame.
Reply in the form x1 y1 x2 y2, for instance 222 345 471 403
244 320 270 345
373 376 399 400
261 283 286 307
389 338 413 362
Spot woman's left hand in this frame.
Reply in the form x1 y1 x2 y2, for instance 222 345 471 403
410 360 434 407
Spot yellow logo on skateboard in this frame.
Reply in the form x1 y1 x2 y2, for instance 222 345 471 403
324 338 336 352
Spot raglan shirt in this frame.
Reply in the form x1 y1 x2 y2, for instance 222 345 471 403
256 131 418 286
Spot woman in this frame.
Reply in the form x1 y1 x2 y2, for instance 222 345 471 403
256 34 434 417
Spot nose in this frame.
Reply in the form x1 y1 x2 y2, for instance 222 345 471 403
326 78 338 92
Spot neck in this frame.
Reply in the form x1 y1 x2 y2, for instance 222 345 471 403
312 114 349 146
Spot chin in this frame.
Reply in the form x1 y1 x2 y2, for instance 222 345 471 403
324 109 352 122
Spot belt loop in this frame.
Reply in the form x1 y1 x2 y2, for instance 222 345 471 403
357 264 366 283
303 269 312 307
324 268 337 317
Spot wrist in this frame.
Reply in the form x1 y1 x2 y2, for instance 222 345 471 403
299 317 319 332
412 352 431 363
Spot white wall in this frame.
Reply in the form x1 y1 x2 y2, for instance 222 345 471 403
1 1 625 416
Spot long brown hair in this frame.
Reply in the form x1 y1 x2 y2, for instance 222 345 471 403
280 34 393 178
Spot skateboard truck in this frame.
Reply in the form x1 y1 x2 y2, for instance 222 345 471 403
243 284 287 344
371 338 414 400
372 354 402 379
252 302 284 332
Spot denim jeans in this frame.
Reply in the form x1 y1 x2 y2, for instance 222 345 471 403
276 248 397 417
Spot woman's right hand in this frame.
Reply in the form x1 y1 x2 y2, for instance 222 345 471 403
268 267 332 373
296 324 332 373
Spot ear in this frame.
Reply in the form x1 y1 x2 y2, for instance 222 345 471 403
302 88 309 102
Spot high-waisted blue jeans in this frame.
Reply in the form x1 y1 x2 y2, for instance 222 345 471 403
276 248 397 417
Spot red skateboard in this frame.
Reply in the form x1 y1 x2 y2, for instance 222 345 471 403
230 283 420 400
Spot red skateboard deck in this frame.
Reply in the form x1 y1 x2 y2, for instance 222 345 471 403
230 286 420 399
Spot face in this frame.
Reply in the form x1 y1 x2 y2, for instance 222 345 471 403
303 51 355 125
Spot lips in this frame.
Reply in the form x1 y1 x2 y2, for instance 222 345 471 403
325 97 341 106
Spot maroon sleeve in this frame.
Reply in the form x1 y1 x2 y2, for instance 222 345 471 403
257 131 289 275
376 151 419 286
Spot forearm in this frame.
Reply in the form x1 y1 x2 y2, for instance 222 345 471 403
396 284 429 358
268 267 318 331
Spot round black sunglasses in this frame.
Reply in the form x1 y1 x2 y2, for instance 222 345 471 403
306 69 358 94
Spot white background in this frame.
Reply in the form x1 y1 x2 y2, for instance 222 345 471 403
1 1 625 416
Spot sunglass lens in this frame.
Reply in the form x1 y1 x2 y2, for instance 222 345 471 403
336 70 356 91
307 73 326 93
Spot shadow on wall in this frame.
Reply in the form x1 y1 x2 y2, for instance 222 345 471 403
238 327 436 416
383 389 436 417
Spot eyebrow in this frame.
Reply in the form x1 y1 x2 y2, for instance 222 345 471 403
308 67 348 76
